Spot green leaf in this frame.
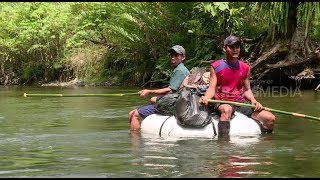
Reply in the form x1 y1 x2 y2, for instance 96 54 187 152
215 2 229 11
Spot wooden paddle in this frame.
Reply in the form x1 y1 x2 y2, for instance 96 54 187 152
23 92 139 97
208 99 320 121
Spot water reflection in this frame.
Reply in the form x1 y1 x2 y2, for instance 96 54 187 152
130 131 275 177
217 155 272 178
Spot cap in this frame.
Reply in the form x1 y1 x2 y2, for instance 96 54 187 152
169 45 185 55
223 35 241 46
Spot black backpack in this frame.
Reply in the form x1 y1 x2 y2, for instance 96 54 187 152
155 67 210 117
174 89 212 128
155 93 180 116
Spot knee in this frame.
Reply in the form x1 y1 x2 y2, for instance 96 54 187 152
129 109 135 117
150 96 157 103
220 107 233 120
267 113 276 123
129 109 139 119
133 109 139 117
263 113 276 130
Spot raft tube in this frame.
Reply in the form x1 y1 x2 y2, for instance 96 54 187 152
140 111 262 138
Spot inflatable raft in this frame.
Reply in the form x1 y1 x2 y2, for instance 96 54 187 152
140 111 262 138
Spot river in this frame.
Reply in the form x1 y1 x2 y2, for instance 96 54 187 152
0 86 319 177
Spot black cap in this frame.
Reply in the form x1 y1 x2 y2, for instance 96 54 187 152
224 35 241 46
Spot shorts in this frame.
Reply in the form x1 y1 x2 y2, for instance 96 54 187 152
210 101 253 118
138 104 160 119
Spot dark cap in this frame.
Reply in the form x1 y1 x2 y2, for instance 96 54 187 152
224 35 241 46
169 45 185 55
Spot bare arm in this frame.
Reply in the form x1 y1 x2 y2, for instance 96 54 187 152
200 67 217 105
139 87 172 97
243 69 263 111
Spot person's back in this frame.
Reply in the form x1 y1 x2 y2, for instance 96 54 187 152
129 45 190 131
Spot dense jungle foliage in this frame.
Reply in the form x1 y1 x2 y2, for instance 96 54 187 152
0 2 319 88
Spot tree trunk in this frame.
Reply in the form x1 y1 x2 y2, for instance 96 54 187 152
286 2 299 39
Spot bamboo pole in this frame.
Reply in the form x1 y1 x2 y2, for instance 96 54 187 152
23 92 138 97
207 99 320 121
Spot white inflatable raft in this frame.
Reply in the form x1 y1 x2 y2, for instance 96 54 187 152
141 111 262 138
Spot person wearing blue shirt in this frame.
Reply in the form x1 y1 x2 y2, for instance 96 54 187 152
129 45 190 131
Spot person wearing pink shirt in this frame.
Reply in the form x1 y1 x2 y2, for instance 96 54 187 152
199 35 275 137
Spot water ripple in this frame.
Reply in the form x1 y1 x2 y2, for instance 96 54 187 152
0 169 41 175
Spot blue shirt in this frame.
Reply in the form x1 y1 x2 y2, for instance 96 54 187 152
168 63 190 91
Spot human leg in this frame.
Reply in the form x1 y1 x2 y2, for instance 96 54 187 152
216 104 234 136
129 109 140 131
234 104 275 134
234 105 253 118
150 96 158 104
129 104 159 131
251 110 276 134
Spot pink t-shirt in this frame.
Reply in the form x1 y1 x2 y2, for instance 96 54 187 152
211 59 249 102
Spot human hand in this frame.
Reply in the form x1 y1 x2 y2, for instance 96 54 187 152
139 89 150 97
199 96 209 106
252 100 263 111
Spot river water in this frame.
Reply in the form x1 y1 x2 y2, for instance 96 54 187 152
0 86 320 177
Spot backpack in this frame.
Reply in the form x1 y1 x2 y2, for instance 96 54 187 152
155 93 180 116
155 67 210 117
174 89 212 128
